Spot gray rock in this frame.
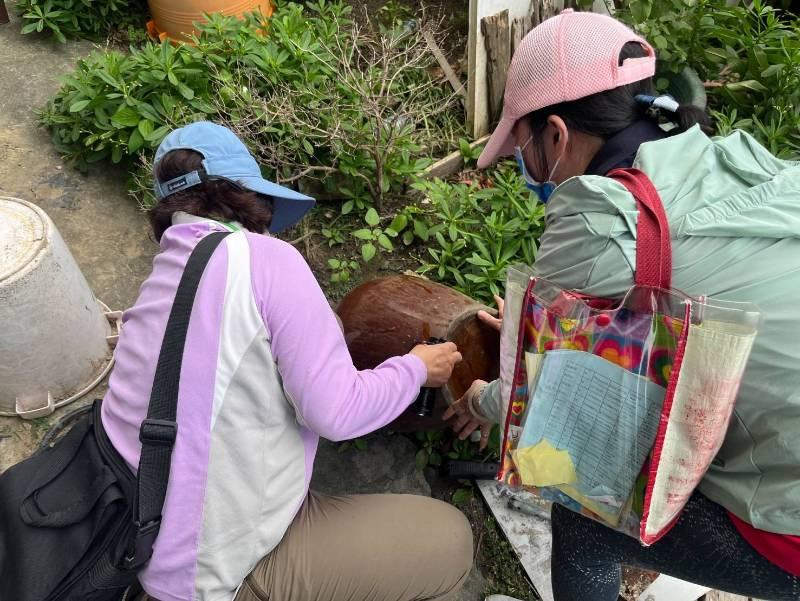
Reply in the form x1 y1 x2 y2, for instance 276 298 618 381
311 434 431 496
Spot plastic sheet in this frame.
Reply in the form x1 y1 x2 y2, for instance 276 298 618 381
497 268 759 544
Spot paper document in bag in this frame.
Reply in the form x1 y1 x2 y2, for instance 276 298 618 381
517 350 665 522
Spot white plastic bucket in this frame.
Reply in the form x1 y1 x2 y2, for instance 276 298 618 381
0 196 118 419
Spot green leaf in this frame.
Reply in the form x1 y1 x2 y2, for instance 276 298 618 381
415 449 429 471
161 93 176 114
362 243 376 262
388 214 408 233
128 129 144 153
145 125 171 143
177 83 195 100
137 119 154 138
327 258 341 269
111 105 141 128
97 70 120 89
413 157 432 171
341 200 354 215
365 207 380 226
726 79 768 93
449 223 459 241
302 139 314 154
402 230 414 245
429 451 442 467
137 103 161 124
21 22 39 34
354 438 368 451
353 228 373 240
466 254 493 267
377 233 393 251
413 220 429 241
760 64 784 78
69 99 90 113
111 145 123 164
630 0 653 22
452 487 473 505
752 46 769 70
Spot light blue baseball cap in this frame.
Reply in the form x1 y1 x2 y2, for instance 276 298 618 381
153 121 315 233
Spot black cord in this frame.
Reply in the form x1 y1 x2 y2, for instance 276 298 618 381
37 403 93 451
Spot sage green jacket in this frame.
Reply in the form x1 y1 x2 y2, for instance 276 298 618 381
490 126 800 534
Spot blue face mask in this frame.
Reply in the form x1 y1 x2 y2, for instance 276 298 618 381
514 138 561 204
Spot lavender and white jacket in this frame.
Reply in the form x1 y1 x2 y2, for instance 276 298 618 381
101 214 426 601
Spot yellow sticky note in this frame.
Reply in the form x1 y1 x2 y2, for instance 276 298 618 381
524 352 544 384
512 439 578 487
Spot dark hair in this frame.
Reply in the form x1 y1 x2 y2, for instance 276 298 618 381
149 149 274 241
525 42 714 177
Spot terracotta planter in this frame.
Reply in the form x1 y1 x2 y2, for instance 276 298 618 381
147 0 273 42
337 275 500 431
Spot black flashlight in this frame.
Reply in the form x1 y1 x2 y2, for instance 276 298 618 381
411 337 447 417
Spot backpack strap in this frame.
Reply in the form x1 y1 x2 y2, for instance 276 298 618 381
125 231 230 569
607 168 672 290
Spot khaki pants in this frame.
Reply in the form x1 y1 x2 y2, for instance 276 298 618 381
140 492 473 601
235 492 474 601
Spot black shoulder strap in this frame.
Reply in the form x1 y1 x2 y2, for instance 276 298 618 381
125 231 230 569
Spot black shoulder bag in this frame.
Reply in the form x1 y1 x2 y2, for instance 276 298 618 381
0 232 230 601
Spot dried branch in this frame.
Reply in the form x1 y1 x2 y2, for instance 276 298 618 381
205 10 462 208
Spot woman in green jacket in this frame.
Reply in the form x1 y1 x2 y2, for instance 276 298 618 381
446 9 800 600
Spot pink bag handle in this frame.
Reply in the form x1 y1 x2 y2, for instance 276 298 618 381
607 168 672 290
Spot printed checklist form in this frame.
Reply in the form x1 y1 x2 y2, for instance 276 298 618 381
514 349 665 523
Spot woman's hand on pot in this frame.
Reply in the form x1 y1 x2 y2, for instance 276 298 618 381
411 342 462 387
442 379 493 450
478 295 504 332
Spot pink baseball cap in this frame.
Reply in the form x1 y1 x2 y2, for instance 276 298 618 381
477 9 655 169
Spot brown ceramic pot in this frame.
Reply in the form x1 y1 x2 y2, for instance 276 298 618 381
336 275 500 431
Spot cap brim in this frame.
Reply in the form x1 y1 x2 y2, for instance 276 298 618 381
238 176 316 233
477 116 518 169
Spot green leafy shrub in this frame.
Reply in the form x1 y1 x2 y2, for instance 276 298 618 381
41 1 463 202
411 164 545 304
352 208 412 263
16 0 147 42
41 40 212 166
413 426 501 471
327 257 359 284
618 0 800 158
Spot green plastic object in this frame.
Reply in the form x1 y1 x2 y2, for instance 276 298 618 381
663 66 707 110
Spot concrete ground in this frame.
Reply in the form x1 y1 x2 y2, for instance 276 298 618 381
0 11 487 600
0 13 154 468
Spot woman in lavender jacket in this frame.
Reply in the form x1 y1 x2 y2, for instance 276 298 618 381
102 122 472 601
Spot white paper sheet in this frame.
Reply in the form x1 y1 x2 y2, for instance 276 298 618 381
518 350 665 512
